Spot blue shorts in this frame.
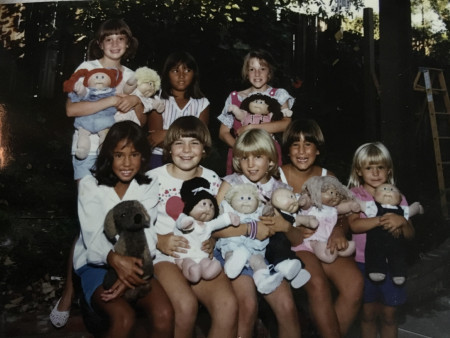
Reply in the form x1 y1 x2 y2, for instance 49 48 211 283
72 155 97 180
357 262 406 306
75 264 107 308
214 248 254 277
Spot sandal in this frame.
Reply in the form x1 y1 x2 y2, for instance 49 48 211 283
49 298 70 328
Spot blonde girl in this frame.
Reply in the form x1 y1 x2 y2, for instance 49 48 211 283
347 142 415 338
281 119 363 338
218 49 294 174
147 51 210 169
147 116 237 338
214 128 301 338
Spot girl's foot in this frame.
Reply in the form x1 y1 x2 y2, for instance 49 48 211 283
49 297 70 328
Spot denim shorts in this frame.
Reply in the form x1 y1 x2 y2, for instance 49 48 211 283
357 262 406 306
214 248 254 277
72 155 97 180
75 264 108 307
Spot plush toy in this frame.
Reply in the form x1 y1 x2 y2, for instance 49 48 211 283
174 177 240 283
360 183 424 285
297 176 361 263
63 67 123 160
215 183 284 294
103 200 154 302
122 66 165 114
228 93 291 127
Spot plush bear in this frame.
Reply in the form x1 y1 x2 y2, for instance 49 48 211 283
297 176 361 263
174 177 240 283
103 200 154 302
63 68 123 160
360 183 424 285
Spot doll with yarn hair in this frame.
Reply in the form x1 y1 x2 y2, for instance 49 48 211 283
63 67 123 159
175 177 240 283
298 176 361 263
215 183 285 294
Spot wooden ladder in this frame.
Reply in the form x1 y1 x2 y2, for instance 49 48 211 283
413 67 450 218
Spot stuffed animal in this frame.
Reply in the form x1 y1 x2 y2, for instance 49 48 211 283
174 177 240 283
297 176 361 263
215 183 284 294
122 66 165 114
63 68 123 160
103 200 154 302
360 183 424 285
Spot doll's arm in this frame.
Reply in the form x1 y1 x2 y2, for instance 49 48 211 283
74 81 88 97
228 104 247 121
281 107 293 117
123 74 137 95
335 199 361 215
208 212 240 232
176 213 195 232
408 201 424 218
295 214 319 229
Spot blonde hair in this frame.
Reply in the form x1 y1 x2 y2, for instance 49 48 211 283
347 142 395 188
232 129 279 179
224 183 261 209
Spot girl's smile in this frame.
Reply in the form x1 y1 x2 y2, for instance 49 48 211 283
99 34 128 62
170 137 204 172
288 134 319 171
247 58 269 91
112 139 142 183
239 154 273 184
169 64 193 92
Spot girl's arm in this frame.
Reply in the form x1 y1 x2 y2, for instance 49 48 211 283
66 96 119 117
147 110 165 148
199 106 210 126
327 215 351 254
219 123 236 148
380 213 415 240
348 212 381 233
236 117 291 136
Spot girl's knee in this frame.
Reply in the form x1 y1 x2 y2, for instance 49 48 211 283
110 310 136 333
306 274 330 298
173 296 198 326
151 304 175 332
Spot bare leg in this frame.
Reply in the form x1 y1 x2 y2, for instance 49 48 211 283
263 280 301 338
380 305 398 338
230 275 258 338
323 256 363 336
360 302 381 338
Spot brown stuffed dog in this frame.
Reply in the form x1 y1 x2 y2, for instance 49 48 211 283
103 200 154 302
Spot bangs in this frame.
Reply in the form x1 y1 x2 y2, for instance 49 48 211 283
233 140 266 159
99 21 131 41
360 149 389 168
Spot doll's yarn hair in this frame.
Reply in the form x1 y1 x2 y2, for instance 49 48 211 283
302 176 354 209
347 142 395 188
240 93 283 121
88 18 138 61
224 183 261 212
180 177 219 218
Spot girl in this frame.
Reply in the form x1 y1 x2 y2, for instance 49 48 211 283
347 142 415 338
72 121 174 337
217 49 294 174
214 128 301 338
146 116 237 338
280 119 363 338
50 18 145 328
147 51 210 169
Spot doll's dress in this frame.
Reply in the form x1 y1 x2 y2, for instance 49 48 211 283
301 204 338 247
241 112 273 126
70 88 117 133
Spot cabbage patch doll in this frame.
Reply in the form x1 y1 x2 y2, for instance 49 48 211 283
63 68 122 159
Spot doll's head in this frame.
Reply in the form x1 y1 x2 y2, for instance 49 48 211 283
271 188 299 214
240 93 283 121
135 67 161 98
225 184 261 215
180 177 219 222
63 68 122 93
373 183 402 206
302 176 354 209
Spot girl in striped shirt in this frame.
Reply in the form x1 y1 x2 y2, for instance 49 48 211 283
147 51 209 169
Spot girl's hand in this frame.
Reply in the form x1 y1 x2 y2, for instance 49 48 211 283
327 225 348 254
255 222 275 240
115 94 140 112
259 210 291 233
157 232 190 258
107 252 146 289
235 124 252 137
380 213 407 233
201 237 216 258
298 225 316 240
100 280 127 302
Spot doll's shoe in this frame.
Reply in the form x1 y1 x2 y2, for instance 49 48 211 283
392 276 406 285
224 247 249 279
291 269 311 289
274 259 302 280
368 272 386 282
253 268 283 294
49 298 70 328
